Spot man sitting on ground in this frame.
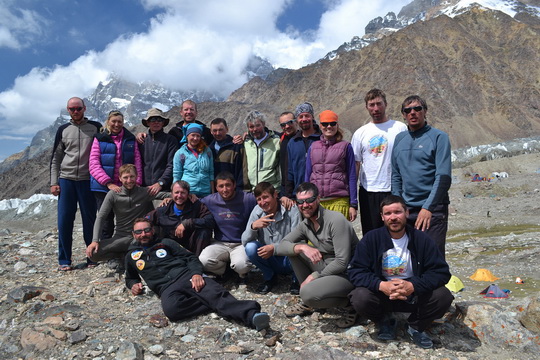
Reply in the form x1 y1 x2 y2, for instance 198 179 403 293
241 182 301 294
86 164 169 265
347 195 453 349
275 182 359 327
146 180 213 256
125 218 270 331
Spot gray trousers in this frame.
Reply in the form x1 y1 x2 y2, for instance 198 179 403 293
290 253 354 309
90 235 133 262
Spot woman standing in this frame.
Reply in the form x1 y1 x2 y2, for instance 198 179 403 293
90 110 143 239
305 110 358 221
173 123 214 197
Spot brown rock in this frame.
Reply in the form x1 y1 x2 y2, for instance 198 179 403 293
149 313 169 328
520 296 540 333
20 327 59 351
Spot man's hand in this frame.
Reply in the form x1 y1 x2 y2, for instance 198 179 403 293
251 214 275 230
257 244 275 259
107 183 122 193
295 244 322 264
50 185 60 196
131 283 144 296
301 274 315 288
280 196 295 210
348 207 357 222
136 132 147 144
85 242 99 259
191 274 205 292
380 279 414 300
232 134 245 144
415 209 432 232
175 223 185 238
158 198 172 207
147 183 162 196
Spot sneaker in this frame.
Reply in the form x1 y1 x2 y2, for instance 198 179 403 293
335 310 358 328
377 317 397 341
252 312 270 331
284 302 314 318
407 325 433 349
256 279 275 294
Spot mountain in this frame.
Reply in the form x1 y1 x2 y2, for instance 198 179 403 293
0 3 539 200
323 0 540 61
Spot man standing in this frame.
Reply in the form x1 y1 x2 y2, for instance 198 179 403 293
277 111 298 194
351 89 407 234
199 172 256 279
50 97 101 271
275 182 359 324
125 218 270 331
285 102 321 198
208 118 244 190
391 95 452 256
241 182 300 294
86 164 169 263
168 99 213 145
347 195 453 349
146 180 213 256
140 108 178 195
243 111 281 192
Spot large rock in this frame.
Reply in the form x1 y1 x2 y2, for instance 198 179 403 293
520 296 540 333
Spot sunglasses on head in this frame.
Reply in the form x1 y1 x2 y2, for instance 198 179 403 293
403 106 424 114
68 107 84 112
279 119 296 128
296 195 317 205
133 227 152 235
321 122 337 127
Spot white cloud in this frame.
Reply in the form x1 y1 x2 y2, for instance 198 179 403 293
0 0 410 139
0 0 48 50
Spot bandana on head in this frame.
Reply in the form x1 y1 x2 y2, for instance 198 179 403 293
295 102 314 118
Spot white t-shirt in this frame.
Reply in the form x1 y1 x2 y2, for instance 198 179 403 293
351 119 407 192
382 233 413 280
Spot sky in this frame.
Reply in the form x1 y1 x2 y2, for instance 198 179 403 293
0 0 410 161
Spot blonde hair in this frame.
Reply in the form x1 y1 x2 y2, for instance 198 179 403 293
103 110 124 134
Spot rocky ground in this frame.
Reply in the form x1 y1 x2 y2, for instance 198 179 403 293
1 154 539 360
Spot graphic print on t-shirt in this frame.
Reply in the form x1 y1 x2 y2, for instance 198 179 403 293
368 135 388 157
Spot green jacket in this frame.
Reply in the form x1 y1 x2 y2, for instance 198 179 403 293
243 129 281 192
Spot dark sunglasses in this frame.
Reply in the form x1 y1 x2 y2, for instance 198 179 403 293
403 106 424 114
296 195 317 205
147 117 164 123
68 107 84 112
279 119 296 128
133 227 153 235
321 122 337 127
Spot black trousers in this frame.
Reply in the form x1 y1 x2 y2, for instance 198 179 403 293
407 204 448 258
358 187 389 235
160 273 260 327
349 286 453 331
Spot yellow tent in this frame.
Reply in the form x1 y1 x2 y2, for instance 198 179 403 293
445 275 465 292
469 268 499 281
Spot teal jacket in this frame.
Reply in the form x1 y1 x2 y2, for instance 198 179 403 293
391 123 451 211
173 145 214 197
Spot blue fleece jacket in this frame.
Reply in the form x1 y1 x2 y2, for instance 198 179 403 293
391 123 451 211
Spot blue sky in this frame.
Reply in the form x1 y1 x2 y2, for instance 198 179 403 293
0 0 409 161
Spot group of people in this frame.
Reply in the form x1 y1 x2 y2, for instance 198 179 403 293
49 89 453 348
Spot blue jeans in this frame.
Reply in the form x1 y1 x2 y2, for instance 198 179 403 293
58 179 96 265
244 241 294 281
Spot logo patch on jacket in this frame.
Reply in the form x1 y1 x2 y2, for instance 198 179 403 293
136 260 145 270
156 249 167 258
131 251 143 260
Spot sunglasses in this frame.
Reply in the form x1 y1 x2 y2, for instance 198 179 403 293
147 117 164 123
109 110 123 116
279 119 296 128
133 227 153 235
321 122 337 127
403 106 424 114
68 107 84 112
296 195 317 205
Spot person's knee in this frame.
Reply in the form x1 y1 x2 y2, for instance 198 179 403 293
161 301 182 322
349 287 374 313
244 242 259 258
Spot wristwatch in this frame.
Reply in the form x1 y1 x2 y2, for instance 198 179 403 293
158 181 164 186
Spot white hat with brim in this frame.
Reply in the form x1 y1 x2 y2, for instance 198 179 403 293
142 108 170 127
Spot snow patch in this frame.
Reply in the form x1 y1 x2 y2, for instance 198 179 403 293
0 194 56 214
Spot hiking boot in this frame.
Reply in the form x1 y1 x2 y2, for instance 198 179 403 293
284 302 314 318
377 317 397 341
335 310 358 328
407 325 433 349
256 277 275 294
252 312 270 331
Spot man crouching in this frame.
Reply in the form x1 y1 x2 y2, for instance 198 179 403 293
125 218 270 331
